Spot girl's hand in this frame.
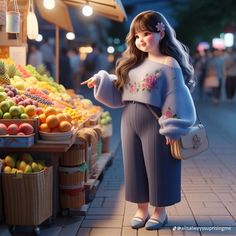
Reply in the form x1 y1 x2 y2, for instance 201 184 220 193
81 77 97 88
166 137 177 145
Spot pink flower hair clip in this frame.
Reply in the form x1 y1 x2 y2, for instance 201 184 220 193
156 22 165 33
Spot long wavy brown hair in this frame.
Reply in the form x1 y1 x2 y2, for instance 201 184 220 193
115 10 195 91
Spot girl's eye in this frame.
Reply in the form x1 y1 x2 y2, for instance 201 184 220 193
144 32 150 36
135 35 139 39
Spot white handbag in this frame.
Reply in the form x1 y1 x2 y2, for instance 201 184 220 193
146 105 209 160
170 124 209 160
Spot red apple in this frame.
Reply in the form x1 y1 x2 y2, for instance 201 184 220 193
18 123 34 135
0 123 8 135
7 124 19 135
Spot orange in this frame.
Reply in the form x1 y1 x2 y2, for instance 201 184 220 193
56 113 67 123
25 105 36 117
39 123 51 132
59 121 72 132
46 115 59 128
44 107 57 117
39 114 46 124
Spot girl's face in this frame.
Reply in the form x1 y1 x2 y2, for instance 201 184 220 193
135 30 161 53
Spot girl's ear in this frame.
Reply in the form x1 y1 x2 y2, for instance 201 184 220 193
160 31 165 40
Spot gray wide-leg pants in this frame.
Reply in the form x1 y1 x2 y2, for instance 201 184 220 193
121 102 181 207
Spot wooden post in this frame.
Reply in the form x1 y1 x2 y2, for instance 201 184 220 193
55 25 59 83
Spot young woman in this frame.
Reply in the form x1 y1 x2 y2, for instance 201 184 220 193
82 10 196 230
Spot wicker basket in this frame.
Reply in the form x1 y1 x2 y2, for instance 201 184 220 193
60 187 85 209
60 144 86 166
2 166 53 226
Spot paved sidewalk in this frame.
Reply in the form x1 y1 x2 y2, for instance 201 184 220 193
77 101 236 236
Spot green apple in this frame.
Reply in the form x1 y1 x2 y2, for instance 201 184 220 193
20 113 29 119
0 101 10 113
9 105 21 117
105 116 111 124
0 109 3 118
100 118 107 125
2 112 12 119
18 105 25 114
103 111 110 117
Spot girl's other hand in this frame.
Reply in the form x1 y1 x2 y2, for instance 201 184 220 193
81 77 97 88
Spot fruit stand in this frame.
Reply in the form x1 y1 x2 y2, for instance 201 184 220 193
0 57 113 235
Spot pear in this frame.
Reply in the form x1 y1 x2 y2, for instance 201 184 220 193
4 155 15 168
37 163 44 171
11 168 18 174
18 161 27 172
24 164 32 173
3 166 12 173
31 162 40 172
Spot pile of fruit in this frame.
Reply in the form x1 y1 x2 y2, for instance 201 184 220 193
39 107 72 133
1 153 46 174
98 111 112 126
0 58 107 139
0 122 34 135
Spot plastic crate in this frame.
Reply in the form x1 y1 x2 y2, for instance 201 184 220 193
0 134 35 147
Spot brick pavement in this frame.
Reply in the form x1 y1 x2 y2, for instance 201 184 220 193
1 102 236 235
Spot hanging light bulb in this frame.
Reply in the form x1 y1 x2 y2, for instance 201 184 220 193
66 32 75 40
35 34 43 42
43 0 55 10
82 4 93 16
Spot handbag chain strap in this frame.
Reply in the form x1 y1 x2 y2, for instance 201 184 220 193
146 104 202 124
146 105 160 120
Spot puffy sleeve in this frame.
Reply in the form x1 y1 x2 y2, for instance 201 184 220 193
93 70 124 108
159 61 196 139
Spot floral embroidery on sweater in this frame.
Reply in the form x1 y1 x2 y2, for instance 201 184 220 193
163 107 178 119
128 70 161 93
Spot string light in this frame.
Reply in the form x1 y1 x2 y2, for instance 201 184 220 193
43 0 55 10
82 4 93 16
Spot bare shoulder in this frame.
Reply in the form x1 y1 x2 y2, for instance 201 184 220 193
164 56 181 69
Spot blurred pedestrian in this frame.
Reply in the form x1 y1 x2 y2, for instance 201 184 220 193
28 44 43 70
223 47 236 103
81 43 110 81
40 38 55 76
68 48 81 92
59 48 73 89
204 48 224 104
82 11 196 230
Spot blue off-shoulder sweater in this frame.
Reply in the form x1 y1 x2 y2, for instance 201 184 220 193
93 58 196 139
